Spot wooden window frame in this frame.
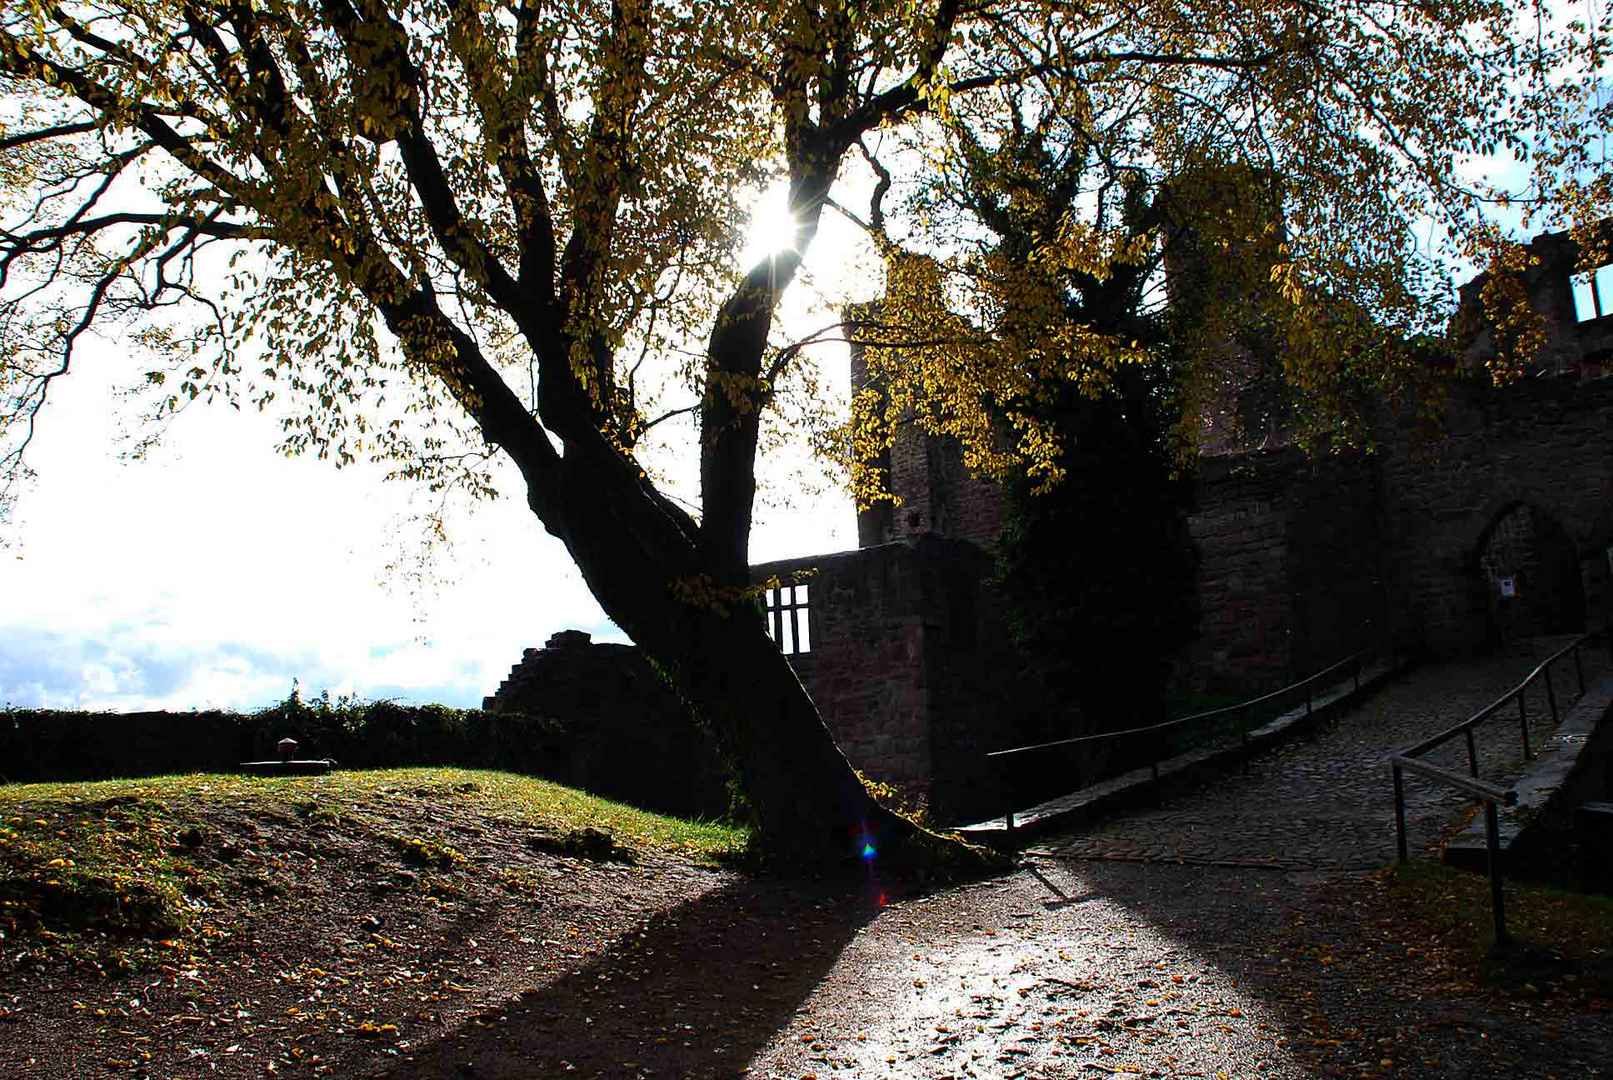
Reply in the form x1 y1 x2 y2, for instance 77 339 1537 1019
765 584 812 655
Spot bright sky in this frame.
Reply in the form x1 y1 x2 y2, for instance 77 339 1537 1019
0 187 872 712
2 48 1590 715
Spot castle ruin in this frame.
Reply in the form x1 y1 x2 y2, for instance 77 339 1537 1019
489 226 1613 825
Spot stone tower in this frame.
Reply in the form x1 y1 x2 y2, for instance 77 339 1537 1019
847 332 1004 549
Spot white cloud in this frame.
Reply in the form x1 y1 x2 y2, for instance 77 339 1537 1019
0 324 856 712
0 337 621 709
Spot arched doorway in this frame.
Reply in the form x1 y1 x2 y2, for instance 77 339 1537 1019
1476 503 1586 641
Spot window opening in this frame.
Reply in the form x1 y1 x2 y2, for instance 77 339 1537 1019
765 583 812 655
1571 264 1613 322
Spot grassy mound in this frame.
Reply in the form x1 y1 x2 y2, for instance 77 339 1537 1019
0 767 746 972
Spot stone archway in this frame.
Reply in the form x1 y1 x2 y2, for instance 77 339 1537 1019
1474 502 1587 641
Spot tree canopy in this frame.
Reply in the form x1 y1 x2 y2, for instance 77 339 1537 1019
1 0 1608 859
843 3 1611 498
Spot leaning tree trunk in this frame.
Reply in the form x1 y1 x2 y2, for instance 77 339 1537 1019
524 439 996 874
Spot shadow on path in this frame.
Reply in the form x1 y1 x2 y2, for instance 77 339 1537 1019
748 859 1612 1078
385 642 1613 1079
378 876 885 1079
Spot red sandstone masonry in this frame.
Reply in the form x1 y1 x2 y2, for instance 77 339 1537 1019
1376 375 1613 656
751 536 1021 823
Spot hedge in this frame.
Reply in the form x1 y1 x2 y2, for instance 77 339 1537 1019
0 693 731 820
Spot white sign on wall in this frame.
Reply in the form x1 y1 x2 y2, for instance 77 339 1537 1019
1498 576 1517 598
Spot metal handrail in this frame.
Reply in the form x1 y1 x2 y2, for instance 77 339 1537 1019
1395 629 1600 762
1388 625 1610 945
1393 756 1517 805
988 652 1367 760
991 627 1381 833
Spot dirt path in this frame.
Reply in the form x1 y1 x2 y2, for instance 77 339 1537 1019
3 849 1607 1079
4 647 1610 1079
745 861 1611 1079
354 857 1610 1080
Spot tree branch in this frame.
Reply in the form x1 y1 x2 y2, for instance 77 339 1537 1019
443 0 557 302
317 0 524 313
0 118 101 151
0 31 259 205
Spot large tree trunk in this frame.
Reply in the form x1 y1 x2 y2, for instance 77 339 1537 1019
470 74 997 874
522 440 994 874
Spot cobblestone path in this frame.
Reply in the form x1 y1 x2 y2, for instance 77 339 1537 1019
1034 636 1610 871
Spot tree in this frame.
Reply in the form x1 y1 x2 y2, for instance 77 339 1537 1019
0 0 1606 864
858 108 1200 734
840 4 1610 736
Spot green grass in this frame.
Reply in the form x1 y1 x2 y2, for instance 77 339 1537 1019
453 769 746 858
0 767 748 971
1384 861 1613 992
0 767 745 858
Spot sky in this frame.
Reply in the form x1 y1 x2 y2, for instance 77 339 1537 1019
0 163 1562 714
1 24 1597 715
0 190 871 713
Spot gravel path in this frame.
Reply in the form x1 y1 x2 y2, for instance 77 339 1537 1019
383 641 1613 1078
748 860 1612 1079
744 640 1613 1078
9 646 1605 1079
1032 637 1609 871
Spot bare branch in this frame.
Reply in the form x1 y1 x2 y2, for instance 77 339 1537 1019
0 119 101 152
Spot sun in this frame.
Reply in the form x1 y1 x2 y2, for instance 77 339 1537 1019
743 186 799 260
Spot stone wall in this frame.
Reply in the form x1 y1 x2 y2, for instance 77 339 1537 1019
1458 225 1613 375
850 341 1005 550
1183 450 1386 692
1285 453 1388 672
1182 372 1613 691
483 630 731 818
751 534 1023 823
752 543 932 799
1186 453 1297 689
1376 374 1613 656
922 546 1030 823
877 430 1005 547
1178 226 1613 691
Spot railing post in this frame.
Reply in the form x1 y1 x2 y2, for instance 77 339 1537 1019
1574 644 1585 696
1485 800 1507 945
1239 705 1250 775
1002 758 1015 835
1465 728 1479 778
1353 656 1361 695
1545 665 1559 725
1518 693 1532 760
1306 677 1313 717
1151 757 1161 804
1392 763 1409 862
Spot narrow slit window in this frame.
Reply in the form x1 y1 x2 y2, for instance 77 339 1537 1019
764 583 812 655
